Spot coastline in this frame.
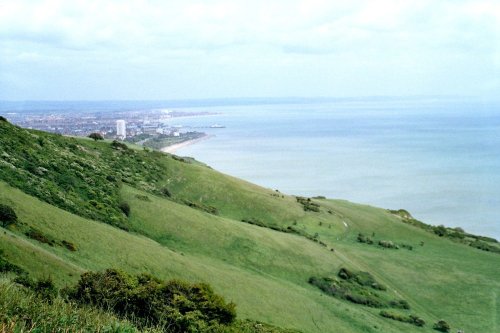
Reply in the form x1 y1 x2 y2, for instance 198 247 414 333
160 134 212 154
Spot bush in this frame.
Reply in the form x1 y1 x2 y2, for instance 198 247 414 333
378 240 399 249
119 202 131 217
379 311 425 327
433 320 450 332
111 140 128 150
0 203 17 227
161 187 172 197
357 233 373 244
25 228 55 246
66 269 237 332
389 299 410 309
33 277 58 303
62 240 77 251
88 133 104 141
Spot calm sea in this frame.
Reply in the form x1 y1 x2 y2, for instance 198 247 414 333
174 98 500 240
2 98 499 239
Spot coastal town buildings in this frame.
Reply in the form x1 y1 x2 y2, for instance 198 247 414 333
116 120 126 139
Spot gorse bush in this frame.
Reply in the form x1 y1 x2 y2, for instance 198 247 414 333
379 311 425 327
0 203 17 227
66 269 237 333
309 268 410 310
433 320 450 332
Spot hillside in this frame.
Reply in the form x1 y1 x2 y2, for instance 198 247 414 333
1 118 499 333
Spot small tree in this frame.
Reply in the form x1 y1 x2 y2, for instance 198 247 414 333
0 204 17 227
88 132 104 141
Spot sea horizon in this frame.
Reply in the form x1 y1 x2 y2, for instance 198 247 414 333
2 96 499 240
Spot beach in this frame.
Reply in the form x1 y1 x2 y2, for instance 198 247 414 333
160 134 212 154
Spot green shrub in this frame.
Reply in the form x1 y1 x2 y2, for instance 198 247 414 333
0 204 17 227
433 225 448 237
378 240 399 249
161 187 172 197
433 320 450 332
62 240 78 251
25 228 55 246
389 299 410 309
66 269 237 332
111 140 128 150
357 233 373 244
33 277 58 303
119 202 131 217
295 197 320 212
88 133 104 141
379 311 425 327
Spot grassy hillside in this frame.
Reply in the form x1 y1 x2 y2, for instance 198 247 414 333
1 119 499 333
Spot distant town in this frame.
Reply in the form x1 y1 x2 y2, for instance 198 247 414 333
3 108 223 150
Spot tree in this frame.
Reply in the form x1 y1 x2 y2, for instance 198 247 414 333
0 204 17 227
88 132 104 141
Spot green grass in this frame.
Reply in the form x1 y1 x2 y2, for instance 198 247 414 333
1 119 500 332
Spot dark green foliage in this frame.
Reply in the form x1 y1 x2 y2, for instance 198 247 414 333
66 269 237 332
25 228 56 246
378 240 399 249
295 197 320 212
309 268 408 309
469 240 500 253
13 273 35 288
111 140 129 150
62 240 77 251
161 187 172 197
0 116 7 122
119 202 131 217
389 299 410 310
182 199 218 215
0 203 17 227
338 268 386 291
434 225 447 237
379 311 425 327
357 233 373 244
400 244 413 250
33 277 58 303
433 320 450 332
13 274 57 303
88 133 104 141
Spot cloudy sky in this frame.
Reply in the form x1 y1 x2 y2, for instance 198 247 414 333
0 0 499 100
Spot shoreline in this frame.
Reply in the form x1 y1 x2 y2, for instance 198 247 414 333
160 134 213 154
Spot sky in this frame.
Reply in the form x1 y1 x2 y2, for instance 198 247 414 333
0 0 499 100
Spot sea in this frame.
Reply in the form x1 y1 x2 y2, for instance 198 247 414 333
2 97 500 239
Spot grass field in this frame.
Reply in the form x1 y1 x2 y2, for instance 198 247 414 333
1 120 499 332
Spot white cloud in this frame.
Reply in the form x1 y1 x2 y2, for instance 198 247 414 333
0 0 499 99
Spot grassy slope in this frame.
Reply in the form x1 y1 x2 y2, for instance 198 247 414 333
1 121 499 332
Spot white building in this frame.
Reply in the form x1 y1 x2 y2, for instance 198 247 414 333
116 120 126 139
